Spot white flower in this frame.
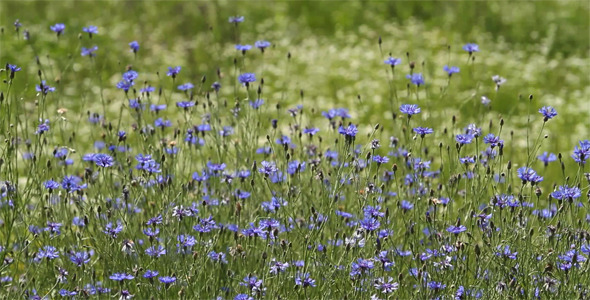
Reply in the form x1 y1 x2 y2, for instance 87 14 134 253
492 75 507 88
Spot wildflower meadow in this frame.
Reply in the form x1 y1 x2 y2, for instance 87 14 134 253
1 1 589 299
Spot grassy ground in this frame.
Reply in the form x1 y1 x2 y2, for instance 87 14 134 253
0 1 589 299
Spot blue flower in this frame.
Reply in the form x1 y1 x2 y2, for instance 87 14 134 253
428 281 447 291
35 119 50 134
208 251 228 264
129 41 140 53
240 275 264 294
443 65 460 76
228 16 245 23
43 179 60 190
463 43 479 54
338 124 358 137
103 221 124 238
235 44 252 52
143 270 159 279
141 86 155 94
322 108 351 120
50 23 65 35
36 80 56 94
249 99 264 109
295 273 316 288
551 185 582 200
7 64 21 78
211 81 221 91
61 175 87 192
238 73 256 86
413 127 433 137
374 277 399 293
539 106 557 121
93 153 114 167
401 200 414 211
69 250 93 266
176 101 195 108
167 66 181 78
373 155 389 164
572 140 590 164
303 127 319 135
456 134 474 145
34 246 60 262
350 258 374 277
464 124 482 137
258 161 278 176
406 73 424 86
145 245 166 257
255 40 271 51
537 152 557 166
116 80 134 92
82 25 98 37
517 167 543 184
495 245 517 259
446 225 467 234
482 133 503 148
384 57 402 66
109 273 134 281
399 104 421 116
177 83 194 91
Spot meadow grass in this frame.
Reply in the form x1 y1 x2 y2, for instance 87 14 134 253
0 1 589 299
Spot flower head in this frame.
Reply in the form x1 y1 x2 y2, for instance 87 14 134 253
177 83 194 91
50 23 65 36
338 124 358 138
109 273 134 281
517 167 543 184
295 273 316 288
456 134 474 145
384 57 402 66
93 153 114 167
129 41 140 53
238 73 256 86
82 25 98 37
537 152 557 166
235 44 252 52
81 46 98 57
572 140 590 164
167 66 181 78
255 40 271 52
229 16 245 23
413 127 433 137
463 43 479 54
373 155 389 164
36 80 56 94
406 73 424 86
551 185 582 200
443 65 460 76
159 276 176 284
539 106 557 121
446 225 467 234
399 104 421 116
492 75 507 89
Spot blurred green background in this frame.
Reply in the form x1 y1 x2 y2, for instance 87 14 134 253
1 0 589 152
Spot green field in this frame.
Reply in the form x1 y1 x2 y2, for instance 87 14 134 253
0 1 589 299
